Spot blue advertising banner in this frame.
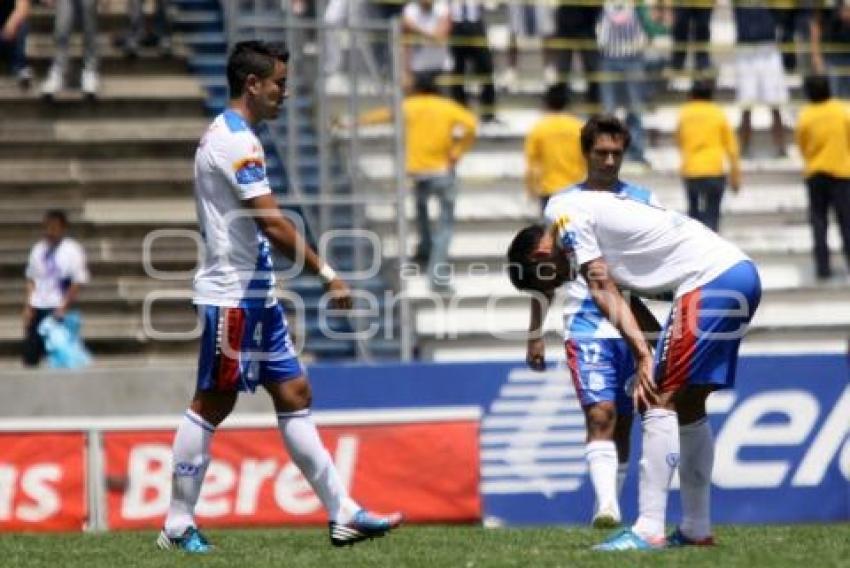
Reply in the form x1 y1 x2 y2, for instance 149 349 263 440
306 355 849 525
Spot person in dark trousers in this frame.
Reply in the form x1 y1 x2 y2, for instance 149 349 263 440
676 79 741 232
795 75 850 281
0 0 32 88
551 3 601 105
670 1 712 74
448 0 497 121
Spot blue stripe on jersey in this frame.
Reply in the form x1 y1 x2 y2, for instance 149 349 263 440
618 183 652 204
223 109 250 133
569 295 606 338
242 232 273 306
568 181 655 334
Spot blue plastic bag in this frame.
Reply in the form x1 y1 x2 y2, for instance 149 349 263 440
37 311 92 369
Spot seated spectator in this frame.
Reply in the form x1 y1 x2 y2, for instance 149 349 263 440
597 0 649 164
0 0 32 88
41 0 99 99
733 2 788 158
118 0 172 59
402 0 451 89
795 75 850 281
524 83 586 211
448 0 498 122
22 210 90 367
676 79 741 233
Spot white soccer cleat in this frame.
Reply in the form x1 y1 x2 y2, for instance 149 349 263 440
329 509 403 547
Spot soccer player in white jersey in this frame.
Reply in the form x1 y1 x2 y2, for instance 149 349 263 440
508 115 762 551
156 41 401 553
510 180 661 530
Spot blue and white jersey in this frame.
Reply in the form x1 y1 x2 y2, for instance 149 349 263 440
193 109 275 307
545 181 748 301
557 182 659 340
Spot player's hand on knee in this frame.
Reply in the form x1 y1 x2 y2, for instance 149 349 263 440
326 277 353 311
634 355 658 410
526 338 546 371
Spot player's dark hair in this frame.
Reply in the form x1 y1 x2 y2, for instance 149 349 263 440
580 114 631 155
507 225 546 291
544 82 569 111
690 78 715 101
227 40 290 98
44 209 68 226
804 75 831 103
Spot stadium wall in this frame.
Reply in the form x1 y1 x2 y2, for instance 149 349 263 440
0 355 847 531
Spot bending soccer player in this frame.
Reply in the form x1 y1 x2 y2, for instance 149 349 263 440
157 41 402 553
508 115 761 551
510 196 661 528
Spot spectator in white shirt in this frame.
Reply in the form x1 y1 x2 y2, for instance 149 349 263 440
402 0 451 86
22 210 89 367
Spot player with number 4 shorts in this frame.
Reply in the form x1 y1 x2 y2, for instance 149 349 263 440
156 41 401 554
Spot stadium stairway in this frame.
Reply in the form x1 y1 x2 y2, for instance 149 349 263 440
327 2 850 361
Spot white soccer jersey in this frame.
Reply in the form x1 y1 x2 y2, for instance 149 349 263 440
25 238 89 309
193 109 275 307
545 188 749 299
560 182 660 340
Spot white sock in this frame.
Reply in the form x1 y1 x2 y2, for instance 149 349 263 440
585 440 619 518
277 409 360 523
164 409 214 537
632 408 679 541
617 462 628 498
678 417 714 540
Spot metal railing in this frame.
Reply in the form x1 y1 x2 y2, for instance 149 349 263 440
222 1 414 361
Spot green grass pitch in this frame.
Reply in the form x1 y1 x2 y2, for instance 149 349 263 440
1 524 848 567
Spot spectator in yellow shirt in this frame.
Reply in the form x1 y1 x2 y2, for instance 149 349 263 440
676 79 741 232
795 75 850 281
524 83 586 211
361 73 478 292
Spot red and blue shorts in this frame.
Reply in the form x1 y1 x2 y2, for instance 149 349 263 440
654 261 761 394
196 303 303 393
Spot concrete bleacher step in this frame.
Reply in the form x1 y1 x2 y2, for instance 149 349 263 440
0 119 206 159
0 74 205 119
410 289 850 344
25 33 190 75
420 327 850 363
0 158 194 193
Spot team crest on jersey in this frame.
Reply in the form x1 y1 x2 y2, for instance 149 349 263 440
233 157 266 184
553 214 571 233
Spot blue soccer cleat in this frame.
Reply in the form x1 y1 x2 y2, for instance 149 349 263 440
593 528 665 552
329 509 403 547
156 526 212 553
666 527 715 547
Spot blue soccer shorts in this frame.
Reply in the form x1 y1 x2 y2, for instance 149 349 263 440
565 337 636 415
654 260 762 394
196 302 303 393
